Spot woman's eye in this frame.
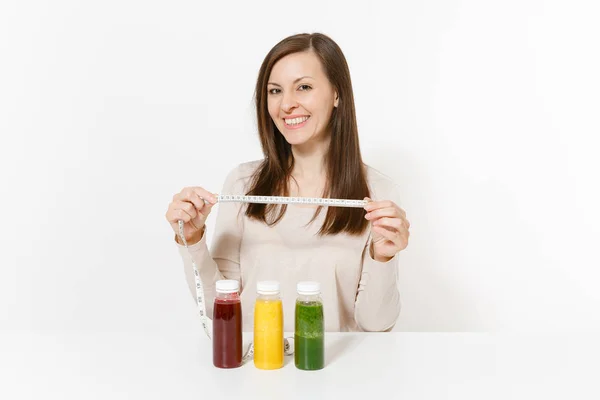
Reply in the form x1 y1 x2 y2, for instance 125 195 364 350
268 88 280 95
298 85 312 91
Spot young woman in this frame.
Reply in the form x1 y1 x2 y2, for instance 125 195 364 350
165 33 410 332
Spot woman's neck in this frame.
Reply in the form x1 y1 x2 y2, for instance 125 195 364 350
290 136 329 180
289 138 329 198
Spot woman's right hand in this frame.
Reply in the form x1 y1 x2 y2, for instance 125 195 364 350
166 187 218 245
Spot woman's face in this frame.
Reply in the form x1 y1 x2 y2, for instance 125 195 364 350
267 51 339 148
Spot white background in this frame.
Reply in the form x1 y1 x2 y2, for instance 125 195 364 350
1 0 599 336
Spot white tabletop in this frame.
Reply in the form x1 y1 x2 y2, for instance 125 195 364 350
2 330 598 400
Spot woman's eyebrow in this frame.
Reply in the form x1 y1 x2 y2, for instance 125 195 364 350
268 76 314 86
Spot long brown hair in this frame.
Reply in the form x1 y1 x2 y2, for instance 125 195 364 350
246 33 370 236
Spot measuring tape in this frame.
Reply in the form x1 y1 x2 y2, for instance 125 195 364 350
214 194 368 208
178 194 369 363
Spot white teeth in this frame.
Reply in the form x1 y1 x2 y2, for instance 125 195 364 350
284 116 309 126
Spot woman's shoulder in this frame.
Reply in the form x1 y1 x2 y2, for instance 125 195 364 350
221 159 263 192
229 159 263 178
364 164 403 204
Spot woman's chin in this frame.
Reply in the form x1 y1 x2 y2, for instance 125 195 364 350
281 131 310 146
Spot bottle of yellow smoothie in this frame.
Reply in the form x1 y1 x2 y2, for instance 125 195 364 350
253 281 284 370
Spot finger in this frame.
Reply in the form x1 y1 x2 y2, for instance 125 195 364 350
374 224 399 235
167 205 194 224
365 200 407 219
166 206 181 224
167 205 203 235
371 225 399 243
174 187 217 205
173 201 198 220
363 197 377 210
373 226 407 251
364 199 394 212
186 190 206 210
168 209 192 224
365 207 400 221
191 188 218 205
372 217 405 231
177 191 212 217
397 230 410 248
198 201 215 218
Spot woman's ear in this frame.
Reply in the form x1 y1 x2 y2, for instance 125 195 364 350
334 92 339 108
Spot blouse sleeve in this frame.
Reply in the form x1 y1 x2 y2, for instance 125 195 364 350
353 180 403 331
174 166 245 316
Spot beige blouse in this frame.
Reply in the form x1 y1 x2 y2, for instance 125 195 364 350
176 160 402 332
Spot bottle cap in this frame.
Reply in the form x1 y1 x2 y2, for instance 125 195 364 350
215 279 239 294
257 281 280 295
297 281 320 295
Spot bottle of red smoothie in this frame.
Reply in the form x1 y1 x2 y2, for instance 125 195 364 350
213 280 242 368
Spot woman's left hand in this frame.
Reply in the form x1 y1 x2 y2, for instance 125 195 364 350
364 198 410 262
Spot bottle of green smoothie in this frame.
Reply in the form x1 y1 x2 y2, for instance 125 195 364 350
294 281 324 370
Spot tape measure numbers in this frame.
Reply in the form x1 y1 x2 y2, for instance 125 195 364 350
214 194 368 208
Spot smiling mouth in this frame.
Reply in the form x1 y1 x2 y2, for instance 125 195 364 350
283 116 310 128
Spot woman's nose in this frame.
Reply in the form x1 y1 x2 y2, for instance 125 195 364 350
281 93 298 112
